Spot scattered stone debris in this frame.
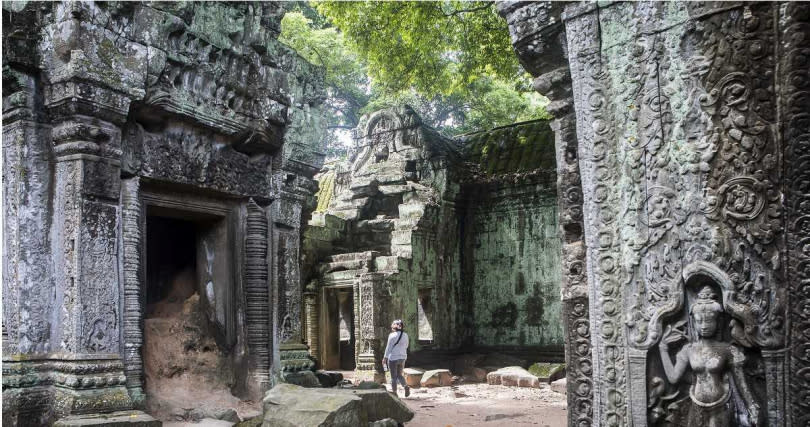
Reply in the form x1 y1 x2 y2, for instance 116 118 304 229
261 383 413 427
487 367 541 388
527 363 566 383
550 378 566 395
420 369 454 387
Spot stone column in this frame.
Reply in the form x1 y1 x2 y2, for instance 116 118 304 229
245 200 272 392
44 69 136 417
44 1 146 417
355 273 386 383
272 171 316 379
782 3 810 426
303 285 320 361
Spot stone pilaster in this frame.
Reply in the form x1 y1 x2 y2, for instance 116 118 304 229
303 286 320 361
272 170 317 378
42 0 145 418
245 200 272 392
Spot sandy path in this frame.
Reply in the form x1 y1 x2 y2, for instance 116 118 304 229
400 383 567 427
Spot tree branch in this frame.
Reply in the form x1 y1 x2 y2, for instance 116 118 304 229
436 2 494 18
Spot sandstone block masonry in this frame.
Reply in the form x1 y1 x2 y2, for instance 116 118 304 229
3 2 325 425
499 2 810 426
302 107 563 383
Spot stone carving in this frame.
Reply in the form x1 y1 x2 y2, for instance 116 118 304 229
656 285 760 426
782 3 810 426
500 1 806 426
120 178 145 405
246 200 271 386
3 1 325 423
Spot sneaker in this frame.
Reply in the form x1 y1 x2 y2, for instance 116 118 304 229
404 386 410 397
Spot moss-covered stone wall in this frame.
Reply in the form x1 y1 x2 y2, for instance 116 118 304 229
464 182 562 348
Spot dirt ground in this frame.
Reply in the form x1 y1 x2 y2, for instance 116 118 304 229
400 382 567 427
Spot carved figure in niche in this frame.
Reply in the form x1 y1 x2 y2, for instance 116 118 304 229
658 285 760 426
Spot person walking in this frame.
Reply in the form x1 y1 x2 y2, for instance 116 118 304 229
382 319 410 397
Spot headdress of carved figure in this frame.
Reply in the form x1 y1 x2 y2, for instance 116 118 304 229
690 285 723 338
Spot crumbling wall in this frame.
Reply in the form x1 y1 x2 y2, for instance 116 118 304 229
303 111 563 379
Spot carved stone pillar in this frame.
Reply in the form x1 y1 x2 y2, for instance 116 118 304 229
303 286 320 362
42 1 145 418
272 171 316 378
44 73 136 419
120 177 144 406
245 200 272 391
782 3 810 426
354 273 386 383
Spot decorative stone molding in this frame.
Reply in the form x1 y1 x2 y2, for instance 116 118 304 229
3 1 326 422
500 1 805 425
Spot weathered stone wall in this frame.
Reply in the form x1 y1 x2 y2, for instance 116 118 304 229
458 121 563 351
303 111 563 380
302 107 466 381
464 181 561 349
500 1 810 426
3 1 325 424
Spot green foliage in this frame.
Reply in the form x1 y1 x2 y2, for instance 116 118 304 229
314 1 516 95
280 10 369 158
279 1 549 158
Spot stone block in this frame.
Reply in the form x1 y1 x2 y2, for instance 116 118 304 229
262 384 364 427
528 363 565 383
315 370 344 388
486 366 540 388
374 256 400 272
261 384 413 427
402 368 425 387
349 389 414 424
550 378 566 395
420 369 453 387
283 370 321 388
54 411 160 427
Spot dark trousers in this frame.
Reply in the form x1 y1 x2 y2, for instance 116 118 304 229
388 359 408 392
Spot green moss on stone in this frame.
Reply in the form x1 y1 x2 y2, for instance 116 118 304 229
459 119 555 176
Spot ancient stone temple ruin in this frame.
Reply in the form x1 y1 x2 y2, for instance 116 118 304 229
498 1 810 426
303 107 563 382
4 1 810 426
3 2 324 424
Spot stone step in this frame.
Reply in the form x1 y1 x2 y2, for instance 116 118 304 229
54 411 160 427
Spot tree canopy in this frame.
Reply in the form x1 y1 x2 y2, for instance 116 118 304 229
279 1 548 157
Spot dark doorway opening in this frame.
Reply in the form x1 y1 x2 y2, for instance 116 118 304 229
142 211 244 421
322 287 356 370
146 216 197 317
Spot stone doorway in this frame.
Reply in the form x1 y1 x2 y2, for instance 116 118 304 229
138 197 256 421
321 287 356 371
